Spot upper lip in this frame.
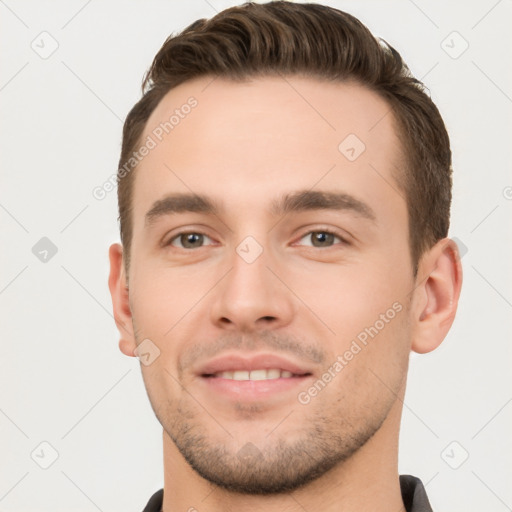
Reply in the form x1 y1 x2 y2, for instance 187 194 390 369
197 353 313 376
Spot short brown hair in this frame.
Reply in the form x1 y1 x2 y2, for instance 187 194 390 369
117 1 452 276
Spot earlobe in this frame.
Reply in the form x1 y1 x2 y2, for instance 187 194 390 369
411 238 463 354
108 243 137 357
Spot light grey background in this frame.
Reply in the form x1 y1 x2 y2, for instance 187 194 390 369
1 1 511 511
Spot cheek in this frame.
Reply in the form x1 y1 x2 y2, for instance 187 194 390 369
296 257 410 334
129 260 214 339
311 304 410 415
292 253 413 386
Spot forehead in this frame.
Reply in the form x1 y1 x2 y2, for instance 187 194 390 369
132 75 405 229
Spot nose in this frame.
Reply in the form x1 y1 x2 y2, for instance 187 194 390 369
210 241 295 332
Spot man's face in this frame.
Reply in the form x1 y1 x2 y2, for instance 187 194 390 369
124 76 416 493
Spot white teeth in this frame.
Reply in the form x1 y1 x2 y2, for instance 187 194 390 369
249 369 267 381
218 369 297 380
232 370 250 381
266 369 281 379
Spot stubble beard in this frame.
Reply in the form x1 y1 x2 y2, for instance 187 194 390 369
157 393 394 495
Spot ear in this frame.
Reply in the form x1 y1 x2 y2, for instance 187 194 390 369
410 238 463 354
108 243 137 357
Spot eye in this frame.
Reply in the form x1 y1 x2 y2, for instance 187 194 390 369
296 230 346 248
167 232 215 249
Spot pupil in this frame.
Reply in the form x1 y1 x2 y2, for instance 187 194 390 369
314 232 333 246
184 233 202 248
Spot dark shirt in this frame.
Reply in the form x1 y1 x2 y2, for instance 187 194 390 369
141 474 433 511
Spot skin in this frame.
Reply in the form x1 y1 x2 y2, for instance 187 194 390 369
109 75 462 512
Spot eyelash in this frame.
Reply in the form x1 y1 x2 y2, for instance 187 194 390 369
164 228 349 250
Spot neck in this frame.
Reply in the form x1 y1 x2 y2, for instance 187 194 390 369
161 394 406 512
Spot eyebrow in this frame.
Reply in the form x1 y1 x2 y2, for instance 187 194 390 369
271 190 376 221
144 189 376 227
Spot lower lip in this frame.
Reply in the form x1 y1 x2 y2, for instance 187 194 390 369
200 375 312 400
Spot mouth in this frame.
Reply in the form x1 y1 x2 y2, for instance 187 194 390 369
202 368 310 380
196 353 314 400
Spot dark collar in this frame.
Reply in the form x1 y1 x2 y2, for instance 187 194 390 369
399 474 434 512
141 474 433 512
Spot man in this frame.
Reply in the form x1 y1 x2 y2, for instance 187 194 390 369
108 2 462 511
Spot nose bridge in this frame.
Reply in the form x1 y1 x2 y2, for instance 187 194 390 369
210 233 294 330
231 235 270 293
